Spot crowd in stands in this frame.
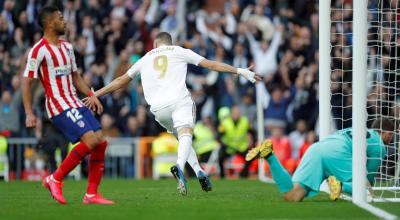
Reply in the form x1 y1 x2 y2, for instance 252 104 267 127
0 0 396 178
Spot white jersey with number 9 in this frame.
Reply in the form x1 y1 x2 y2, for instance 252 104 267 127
127 45 204 111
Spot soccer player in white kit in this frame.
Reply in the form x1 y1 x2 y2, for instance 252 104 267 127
88 32 261 195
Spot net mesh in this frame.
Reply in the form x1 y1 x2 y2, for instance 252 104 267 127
331 0 400 201
366 0 400 201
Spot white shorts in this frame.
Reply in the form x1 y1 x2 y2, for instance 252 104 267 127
151 96 196 135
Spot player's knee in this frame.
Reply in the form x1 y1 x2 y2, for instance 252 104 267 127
284 185 305 202
284 193 303 202
95 131 105 143
81 132 100 149
177 127 193 138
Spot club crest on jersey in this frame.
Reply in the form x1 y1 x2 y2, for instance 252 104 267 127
66 49 73 57
54 65 70 76
29 59 37 71
77 120 85 128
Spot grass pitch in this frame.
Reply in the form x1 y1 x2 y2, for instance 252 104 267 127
0 179 398 220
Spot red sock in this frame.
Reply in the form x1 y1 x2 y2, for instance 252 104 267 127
53 142 91 182
87 140 107 194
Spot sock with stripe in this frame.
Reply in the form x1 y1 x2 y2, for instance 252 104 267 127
87 140 108 195
53 142 92 182
187 146 204 177
266 154 294 193
176 134 192 171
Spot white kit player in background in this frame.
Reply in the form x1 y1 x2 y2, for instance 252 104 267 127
86 32 262 195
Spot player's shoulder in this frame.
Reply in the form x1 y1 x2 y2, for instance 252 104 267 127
59 39 73 50
30 38 47 51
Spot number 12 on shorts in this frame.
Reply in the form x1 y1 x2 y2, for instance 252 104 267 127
66 108 83 123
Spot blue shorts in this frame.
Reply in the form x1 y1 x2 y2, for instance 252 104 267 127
51 107 101 143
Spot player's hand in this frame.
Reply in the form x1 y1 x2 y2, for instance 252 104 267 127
83 89 103 115
84 96 103 115
237 65 262 83
92 95 103 115
26 113 37 128
85 95 103 115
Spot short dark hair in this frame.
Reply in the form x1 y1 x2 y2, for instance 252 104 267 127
38 6 60 29
371 118 395 133
155 32 172 45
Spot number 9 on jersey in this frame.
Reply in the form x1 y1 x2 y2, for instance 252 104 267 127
153 55 168 78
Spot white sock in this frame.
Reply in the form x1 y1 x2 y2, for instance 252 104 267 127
176 135 192 170
187 147 204 177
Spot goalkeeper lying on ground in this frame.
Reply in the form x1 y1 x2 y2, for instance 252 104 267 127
246 118 394 202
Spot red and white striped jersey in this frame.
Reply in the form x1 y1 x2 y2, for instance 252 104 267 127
23 37 84 118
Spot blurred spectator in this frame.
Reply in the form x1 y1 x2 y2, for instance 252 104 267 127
245 22 282 78
101 113 121 137
264 85 295 131
238 88 257 129
193 116 219 163
269 127 293 173
0 90 21 136
102 89 132 131
123 115 142 137
288 119 307 160
218 106 250 178
298 130 317 162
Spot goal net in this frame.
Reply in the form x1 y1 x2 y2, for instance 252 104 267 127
258 0 400 202
365 0 400 202
330 0 400 202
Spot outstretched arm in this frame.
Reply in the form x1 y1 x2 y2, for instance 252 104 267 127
94 74 132 98
72 71 103 114
198 59 262 83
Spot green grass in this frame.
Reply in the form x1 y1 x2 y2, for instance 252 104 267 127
0 179 396 220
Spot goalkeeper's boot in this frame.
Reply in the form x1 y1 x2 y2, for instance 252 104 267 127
245 139 274 161
42 175 67 204
83 193 115 205
197 171 212 192
171 165 187 195
327 176 342 201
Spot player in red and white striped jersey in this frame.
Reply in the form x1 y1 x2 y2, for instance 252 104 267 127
24 36 84 117
21 6 114 205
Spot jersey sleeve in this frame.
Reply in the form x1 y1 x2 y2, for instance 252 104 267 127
180 47 205 66
127 58 143 78
23 47 42 79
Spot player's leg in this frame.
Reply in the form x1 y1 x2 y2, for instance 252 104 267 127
176 127 193 171
82 107 114 204
246 140 294 194
173 97 212 192
266 153 295 194
44 107 99 204
177 127 212 192
322 140 353 201
152 105 189 194
283 183 307 202
187 147 212 191
86 131 107 195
